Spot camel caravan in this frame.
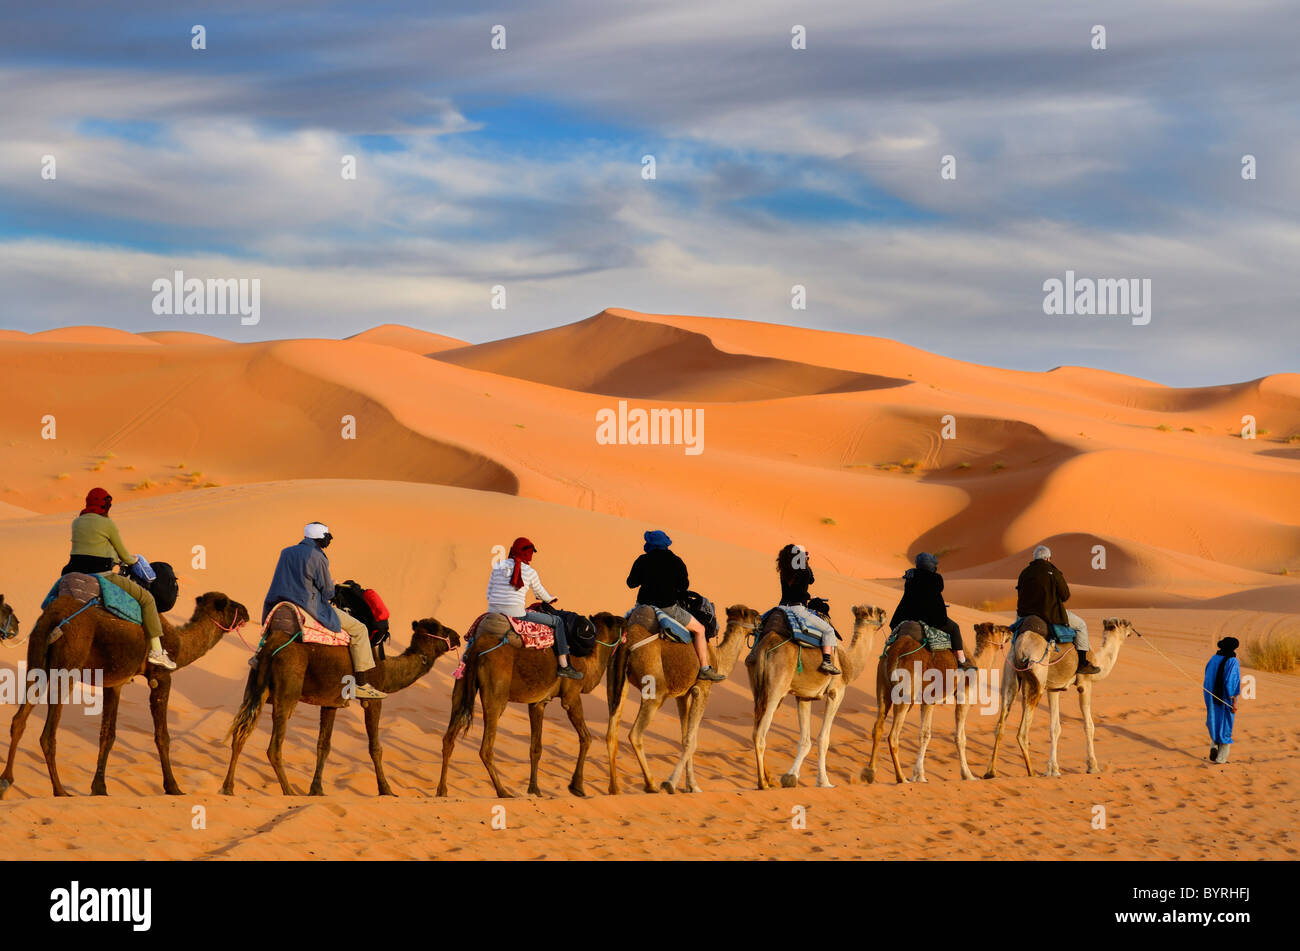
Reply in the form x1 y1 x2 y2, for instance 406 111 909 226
0 489 1139 800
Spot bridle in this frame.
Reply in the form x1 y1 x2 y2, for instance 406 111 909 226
0 610 15 640
414 625 460 666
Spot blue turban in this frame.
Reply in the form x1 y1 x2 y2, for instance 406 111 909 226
915 552 939 572
643 530 672 553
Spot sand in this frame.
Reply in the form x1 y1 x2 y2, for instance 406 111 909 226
0 308 1295 860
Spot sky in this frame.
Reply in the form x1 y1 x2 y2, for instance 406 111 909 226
1 1 1297 385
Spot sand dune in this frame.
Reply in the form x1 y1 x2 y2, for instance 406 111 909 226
0 309 1296 859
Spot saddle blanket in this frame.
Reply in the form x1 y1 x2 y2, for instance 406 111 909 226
1010 616 1076 644
466 612 555 650
881 621 952 656
625 605 691 644
42 573 142 625
760 606 829 648
264 602 349 647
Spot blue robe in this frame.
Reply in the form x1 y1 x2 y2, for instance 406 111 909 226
1203 654 1240 745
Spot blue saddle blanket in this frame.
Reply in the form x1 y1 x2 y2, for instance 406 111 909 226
41 574 143 625
1011 616 1076 644
626 605 692 643
760 606 824 648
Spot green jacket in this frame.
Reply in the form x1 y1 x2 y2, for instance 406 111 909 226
70 513 133 563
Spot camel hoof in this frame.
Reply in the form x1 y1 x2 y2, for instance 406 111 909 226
859 766 875 784
91 785 107 797
1087 763 1102 775
527 786 542 797
817 780 836 790
165 786 184 796
435 786 448 798
220 785 234 796
982 770 997 780
309 788 324 796
660 781 675 795
687 784 702 794
0 778 9 798
379 789 397 797
569 785 587 798
780 773 798 788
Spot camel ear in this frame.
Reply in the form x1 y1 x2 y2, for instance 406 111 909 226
411 620 419 632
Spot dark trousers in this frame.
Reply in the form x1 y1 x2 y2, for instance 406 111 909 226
523 610 569 655
938 619 964 653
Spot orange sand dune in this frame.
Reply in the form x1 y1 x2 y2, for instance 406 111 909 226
0 309 1296 860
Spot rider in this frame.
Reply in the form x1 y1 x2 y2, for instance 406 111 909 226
261 522 386 698
626 530 725 682
1015 545 1101 675
889 552 975 671
62 487 176 670
776 543 840 675
486 537 582 680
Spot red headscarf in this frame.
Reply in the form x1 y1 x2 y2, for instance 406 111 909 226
508 537 537 589
81 487 112 516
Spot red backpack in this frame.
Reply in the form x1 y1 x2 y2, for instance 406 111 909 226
362 587 389 622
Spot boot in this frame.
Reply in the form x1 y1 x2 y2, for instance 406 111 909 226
556 662 583 681
818 656 842 675
696 665 726 682
1076 650 1102 675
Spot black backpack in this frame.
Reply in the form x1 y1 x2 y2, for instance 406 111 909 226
680 590 718 640
147 561 179 613
331 580 390 650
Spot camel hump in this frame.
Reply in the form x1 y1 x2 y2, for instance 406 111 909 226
625 605 657 630
476 612 513 638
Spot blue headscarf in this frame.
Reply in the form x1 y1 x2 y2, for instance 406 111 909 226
915 552 939 572
643 530 672 553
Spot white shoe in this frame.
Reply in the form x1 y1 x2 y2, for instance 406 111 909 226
148 649 177 671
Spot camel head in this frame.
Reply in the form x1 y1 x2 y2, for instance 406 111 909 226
589 611 626 644
851 604 887 629
1101 617 1136 643
411 617 462 656
724 604 761 633
0 594 16 641
192 592 250 631
973 621 1013 653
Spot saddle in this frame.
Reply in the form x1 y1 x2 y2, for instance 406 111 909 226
41 573 143 625
264 602 349 647
880 621 952 658
1011 615 1076 644
467 612 555 650
624 604 691 646
759 606 827 649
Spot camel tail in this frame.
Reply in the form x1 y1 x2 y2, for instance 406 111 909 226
1019 671 1040 708
447 644 481 740
227 656 272 745
606 638 630 710
25 608 60 669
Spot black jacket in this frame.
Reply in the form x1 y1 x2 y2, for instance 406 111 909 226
890 567 949 629
780 566 814 606
1016 559 1070 627
627 549 689 608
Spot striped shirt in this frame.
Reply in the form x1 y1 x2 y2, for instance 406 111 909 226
486 559 554 617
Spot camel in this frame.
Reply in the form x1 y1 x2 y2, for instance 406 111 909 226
222 611 461 796
747 603 885 789
606 603 760 795
861 620 1012 785
984 615 1134 779
1 591 250 798
0 594 17 642
437 611 625 799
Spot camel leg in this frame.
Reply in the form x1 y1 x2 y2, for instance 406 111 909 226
911 704 934 783
148 672 183 795
860 682 892 784
782 699 814 788
436 681 464 797
363 700 394 796
983 663 1018 779
309 707 337 796
1016 684 1040 777
1043 691 1062 778
267 692 302 796
477 686 514 799
752 687 783 790
664 685 709 794
561 689 591 797
605 665 628 795
0 699 38 798
526 702 545 796
39 694 70 797
90 686 123 796
955 701 976 780
676 695 701 792
887 702 912 784
1080 687 1101 774
629 690 667 793
814 688 844 789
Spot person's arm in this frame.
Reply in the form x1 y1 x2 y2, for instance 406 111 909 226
311 551 335 601
103 518 134 564
1056 568 1071 604
1228 657 1242 711
676 554 690 596
526 565 555 604
626 555 644 590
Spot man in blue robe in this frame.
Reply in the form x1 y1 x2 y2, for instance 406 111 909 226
1203 637 1241 764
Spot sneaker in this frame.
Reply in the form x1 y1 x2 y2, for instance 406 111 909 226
696 665 726 683
147 649 177 671
556 664 583 681
354 683 387 700
818 659 842 675
957 658 977 672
